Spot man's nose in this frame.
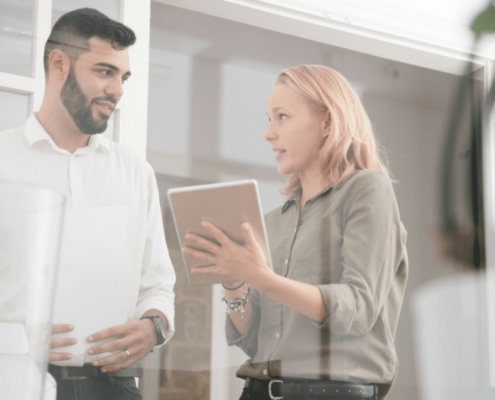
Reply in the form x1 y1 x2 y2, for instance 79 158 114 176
106 77 124 102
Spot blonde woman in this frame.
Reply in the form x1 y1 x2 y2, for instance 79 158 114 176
183 65 408 400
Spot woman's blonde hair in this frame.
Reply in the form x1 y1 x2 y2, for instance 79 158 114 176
276 65 390 194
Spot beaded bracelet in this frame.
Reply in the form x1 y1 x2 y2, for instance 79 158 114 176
221 284 250 318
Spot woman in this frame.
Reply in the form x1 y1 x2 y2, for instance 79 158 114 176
183 65 408 400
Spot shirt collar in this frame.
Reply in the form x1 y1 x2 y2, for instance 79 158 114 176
281 183 333 213
24 113 111 154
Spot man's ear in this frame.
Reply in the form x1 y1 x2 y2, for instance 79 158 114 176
48 49 70 81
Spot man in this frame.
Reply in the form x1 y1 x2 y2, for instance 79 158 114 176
0 8 175 399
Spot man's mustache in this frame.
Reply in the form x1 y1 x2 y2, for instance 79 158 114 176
91 96 117 106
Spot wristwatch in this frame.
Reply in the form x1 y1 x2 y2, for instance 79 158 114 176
140 315 167 346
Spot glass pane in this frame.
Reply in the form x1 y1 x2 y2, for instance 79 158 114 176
52 0 120 24
0 91 29 131
0 182 65 400
0 0 35 77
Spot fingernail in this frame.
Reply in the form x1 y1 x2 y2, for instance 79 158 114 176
88 349 94 355
88 336 94 342
68 325 74 331
71 339 77 344
101 368 107 373
67 354 72 360
93 361 99 366
201 221 208 227
185 234 190 239
242 223 249 230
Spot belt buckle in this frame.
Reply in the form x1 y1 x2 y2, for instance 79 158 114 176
61 367 90 381
268 379 283 400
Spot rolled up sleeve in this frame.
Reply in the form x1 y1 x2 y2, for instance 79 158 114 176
225 288 261 357
317 172 405 337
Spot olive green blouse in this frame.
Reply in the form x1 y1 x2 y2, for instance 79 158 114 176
226 169 408 384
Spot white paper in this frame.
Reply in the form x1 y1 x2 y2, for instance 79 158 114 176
51 207 128 366
0 322 29 355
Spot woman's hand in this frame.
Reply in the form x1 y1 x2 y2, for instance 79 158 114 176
183 221 272 288
185 221 326 322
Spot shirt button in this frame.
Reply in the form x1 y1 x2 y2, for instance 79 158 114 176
275 332 280 338
285 259 288 265
263 369 268 375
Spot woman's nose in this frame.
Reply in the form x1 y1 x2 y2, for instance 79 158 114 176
263 123 276 142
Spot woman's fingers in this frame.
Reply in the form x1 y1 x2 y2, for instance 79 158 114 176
240 223 258 248
191 265 227 276
201 221 231 245
182 246 217 263
241 223 267 257
185 233 219 253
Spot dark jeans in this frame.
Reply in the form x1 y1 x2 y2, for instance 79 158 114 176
49 365 142 400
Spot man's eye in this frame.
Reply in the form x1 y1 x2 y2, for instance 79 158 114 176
99 70 111 76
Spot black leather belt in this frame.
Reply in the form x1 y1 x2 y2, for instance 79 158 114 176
49 362 143 380
245 377 376 399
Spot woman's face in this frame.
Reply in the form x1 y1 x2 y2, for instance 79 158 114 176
264 84 328 177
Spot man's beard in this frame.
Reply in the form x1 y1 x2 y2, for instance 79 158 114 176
60 67 115 135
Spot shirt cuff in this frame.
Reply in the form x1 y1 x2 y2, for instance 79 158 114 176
225 313 258 357
316 283 355 337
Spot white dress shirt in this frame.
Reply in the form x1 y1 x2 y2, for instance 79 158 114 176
0 114 175 354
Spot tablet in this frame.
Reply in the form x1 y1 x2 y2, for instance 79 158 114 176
167 180 272 286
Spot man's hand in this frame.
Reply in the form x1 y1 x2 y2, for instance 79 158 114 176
50 324 76 362
86 318 157 373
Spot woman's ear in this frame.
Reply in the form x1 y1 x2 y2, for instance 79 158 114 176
322 113 331 137
48 49 70 81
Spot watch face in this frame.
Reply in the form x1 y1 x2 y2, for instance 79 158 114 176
151 315 167 345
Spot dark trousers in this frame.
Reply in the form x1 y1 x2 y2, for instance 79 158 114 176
239 386 272 400
48 365 142 400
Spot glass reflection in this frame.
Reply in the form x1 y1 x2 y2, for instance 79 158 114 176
0 91 29 132
0 0 35 77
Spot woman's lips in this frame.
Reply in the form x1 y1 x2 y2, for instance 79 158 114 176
274 149 286 161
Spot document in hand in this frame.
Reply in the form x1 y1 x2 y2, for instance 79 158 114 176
51 207 128 366
168 180 272 285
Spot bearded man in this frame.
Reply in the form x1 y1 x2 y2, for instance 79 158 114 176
0 8 175 400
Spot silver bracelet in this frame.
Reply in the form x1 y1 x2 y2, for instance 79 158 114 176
221 284 250 318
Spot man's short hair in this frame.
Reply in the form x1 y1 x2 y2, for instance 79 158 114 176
43 8 136 75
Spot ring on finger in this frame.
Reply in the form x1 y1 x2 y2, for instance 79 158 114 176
124 350 130 360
